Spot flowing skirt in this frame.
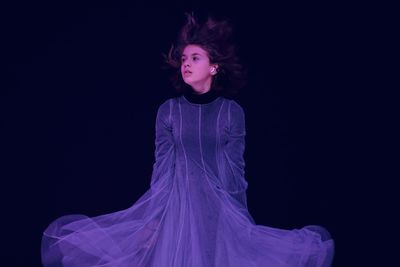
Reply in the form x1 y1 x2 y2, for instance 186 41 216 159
42 173 334 267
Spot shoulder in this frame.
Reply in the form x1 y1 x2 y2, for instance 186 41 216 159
220 98 245 126
157 97 177 113
225 98 245 116
156 97 181 121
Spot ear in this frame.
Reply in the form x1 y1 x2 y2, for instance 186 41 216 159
210 65 218 75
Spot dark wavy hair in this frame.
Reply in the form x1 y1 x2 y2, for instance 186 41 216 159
162 12 247 97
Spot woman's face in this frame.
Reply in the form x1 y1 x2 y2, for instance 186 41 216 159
180 44 218 94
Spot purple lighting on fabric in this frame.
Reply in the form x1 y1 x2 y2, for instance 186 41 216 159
41 96 334 266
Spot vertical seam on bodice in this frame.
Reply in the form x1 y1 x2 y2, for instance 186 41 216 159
173 97 189 264
228 100 232 132
199 105 206 176
178 98 189 181
215 100 225 179
168 98 172 126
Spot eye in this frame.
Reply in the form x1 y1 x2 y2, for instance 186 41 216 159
193 56 199 61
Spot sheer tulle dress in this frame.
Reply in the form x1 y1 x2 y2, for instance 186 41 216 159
42 91 334 267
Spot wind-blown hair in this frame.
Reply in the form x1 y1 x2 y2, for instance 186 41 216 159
163 12 247 96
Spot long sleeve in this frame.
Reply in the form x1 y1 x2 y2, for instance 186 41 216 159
150 99 175 190
221 100 249 208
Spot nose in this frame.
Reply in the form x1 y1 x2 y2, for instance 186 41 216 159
182 59 191 67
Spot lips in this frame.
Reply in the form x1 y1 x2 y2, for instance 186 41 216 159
183 70 192 77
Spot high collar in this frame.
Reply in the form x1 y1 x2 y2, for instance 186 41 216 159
183 89 221 104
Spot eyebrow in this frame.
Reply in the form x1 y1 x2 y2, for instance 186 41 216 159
181 53 203 57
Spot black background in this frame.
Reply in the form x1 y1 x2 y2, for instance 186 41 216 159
2 1 393 266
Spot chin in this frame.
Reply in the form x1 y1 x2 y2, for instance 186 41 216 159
183 81 195 88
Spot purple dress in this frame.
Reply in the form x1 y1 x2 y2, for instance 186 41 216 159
42 91 334 267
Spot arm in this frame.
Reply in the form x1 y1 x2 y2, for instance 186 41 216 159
150 99 175 189
222 100 248 207
226 100 246 179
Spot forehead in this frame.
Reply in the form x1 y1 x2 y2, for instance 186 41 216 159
181 44 208 56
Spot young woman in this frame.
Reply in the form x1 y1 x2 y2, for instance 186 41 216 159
41 13 334 267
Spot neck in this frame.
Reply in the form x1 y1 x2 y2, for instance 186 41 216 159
189 78 212 94
183 88 221 104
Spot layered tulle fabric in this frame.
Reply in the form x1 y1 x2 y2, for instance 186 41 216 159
42 96 334 267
